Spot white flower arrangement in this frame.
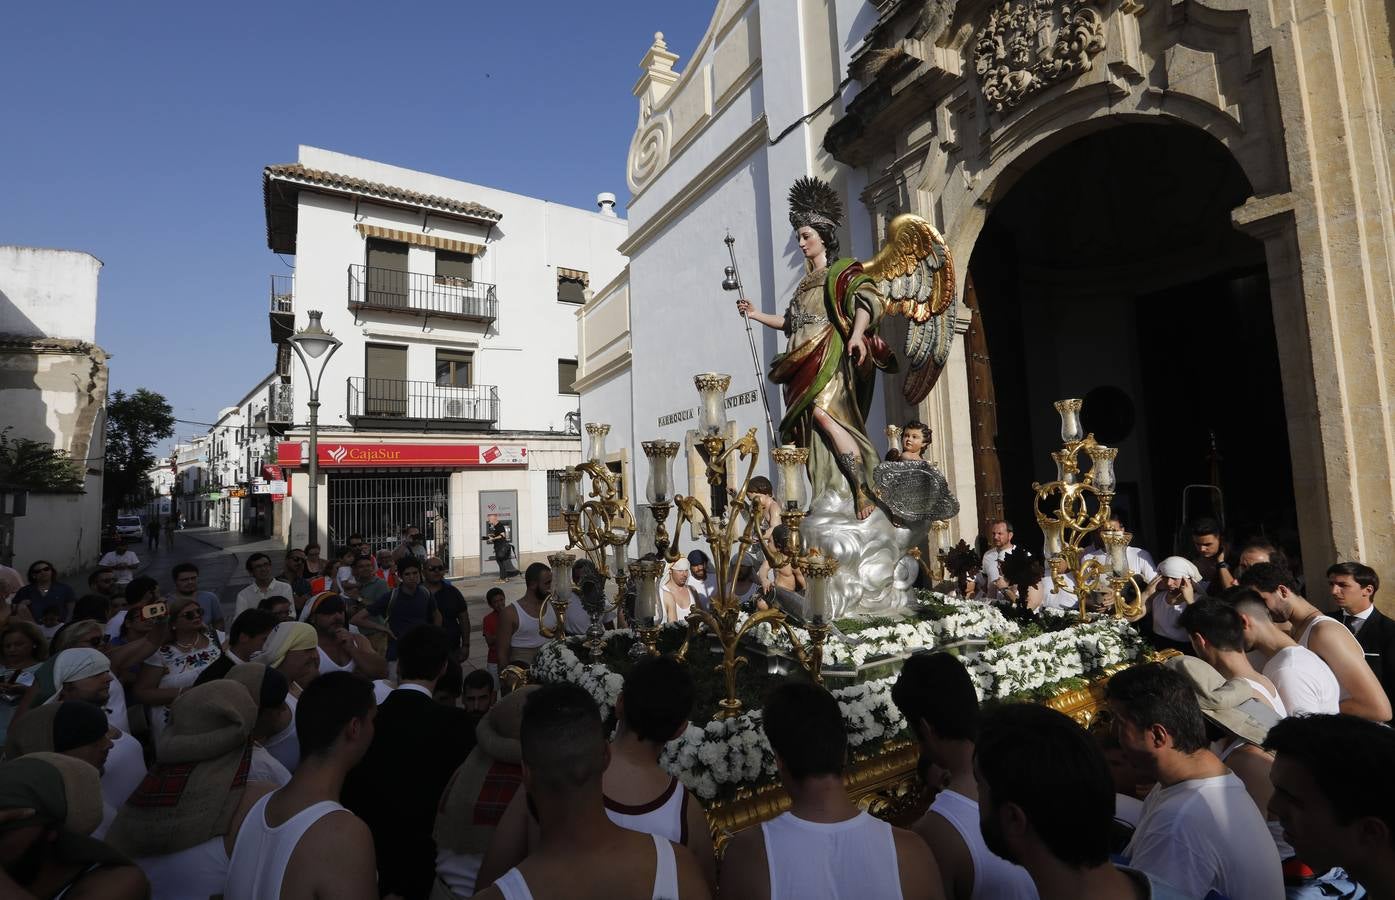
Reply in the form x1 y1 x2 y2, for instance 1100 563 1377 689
967 617 1146 700
530 609 1145 801
741 595 1019 669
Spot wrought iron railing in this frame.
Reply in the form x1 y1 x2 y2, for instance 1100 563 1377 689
267 381 293 424
346 378 499 423
270 274 294 314
348 265 498 322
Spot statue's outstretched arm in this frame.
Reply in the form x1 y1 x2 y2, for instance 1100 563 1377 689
735 294 785 331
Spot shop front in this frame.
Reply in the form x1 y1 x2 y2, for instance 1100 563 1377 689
275 439 534 575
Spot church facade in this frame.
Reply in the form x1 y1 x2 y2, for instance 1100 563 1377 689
580 0 1395 578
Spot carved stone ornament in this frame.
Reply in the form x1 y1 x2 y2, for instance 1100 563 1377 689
972 0 1108 112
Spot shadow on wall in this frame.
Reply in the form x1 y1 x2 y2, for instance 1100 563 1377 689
0 287 57 452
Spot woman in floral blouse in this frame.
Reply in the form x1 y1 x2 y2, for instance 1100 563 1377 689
133 594 224 744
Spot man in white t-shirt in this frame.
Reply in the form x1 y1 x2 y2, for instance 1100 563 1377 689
1105 662 1283 900
1230 590 1340 715
686 551 717 612
98 535 141 585
976 519 1018 601
234 552 294 618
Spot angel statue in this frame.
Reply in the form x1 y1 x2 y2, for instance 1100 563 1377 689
735 176 960 616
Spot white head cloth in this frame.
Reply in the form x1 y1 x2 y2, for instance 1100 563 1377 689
1157 556 1203 583
44 648 112 704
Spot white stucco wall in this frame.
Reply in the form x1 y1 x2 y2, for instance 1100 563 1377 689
586 0 880 507
0 246 101 342
282 146 628 435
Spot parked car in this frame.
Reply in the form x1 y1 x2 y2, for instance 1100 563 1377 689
114 515 144 540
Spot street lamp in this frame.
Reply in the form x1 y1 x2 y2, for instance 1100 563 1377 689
288 310 342 549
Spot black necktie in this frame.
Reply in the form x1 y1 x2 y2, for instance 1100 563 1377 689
1342 612 1360 635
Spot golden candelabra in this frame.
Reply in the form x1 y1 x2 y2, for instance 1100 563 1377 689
631 374 840 716
543 423 638 663
1033 399 1144 622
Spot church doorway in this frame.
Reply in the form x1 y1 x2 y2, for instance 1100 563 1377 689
966 121 1298 565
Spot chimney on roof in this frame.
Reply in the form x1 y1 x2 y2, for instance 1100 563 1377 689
597 192 618 217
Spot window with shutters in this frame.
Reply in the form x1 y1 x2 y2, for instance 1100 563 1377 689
546 470 566 532
435 250 474 284
557 359 578 395
557 272 587 304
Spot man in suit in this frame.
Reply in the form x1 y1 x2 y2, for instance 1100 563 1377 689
342 624 475 899
1327 561 1395 718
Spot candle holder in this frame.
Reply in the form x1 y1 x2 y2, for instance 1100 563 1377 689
642 439 680 556
628 558 665 658
1033 398 1141 621
585 422 610 464
885 424 902 455
542 552 576 640
929 519 952 583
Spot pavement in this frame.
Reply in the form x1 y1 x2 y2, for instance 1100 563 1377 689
89 527 535 678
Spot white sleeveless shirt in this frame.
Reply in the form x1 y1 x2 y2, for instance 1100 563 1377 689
1241 676 1288 716
225 791 348 900
317 644 356 674
604 777 690 845
925 790 1038 900
1297 615 1353 699
760 810 904 900
493 832 677 900
511 601 551 650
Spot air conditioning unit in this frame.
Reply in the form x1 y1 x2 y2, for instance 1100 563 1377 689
444 399 466 419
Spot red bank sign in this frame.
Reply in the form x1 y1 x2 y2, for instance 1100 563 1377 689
276 442 526 469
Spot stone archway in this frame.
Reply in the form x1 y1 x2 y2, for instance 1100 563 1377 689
825 0 1395 578
965 120 1295 559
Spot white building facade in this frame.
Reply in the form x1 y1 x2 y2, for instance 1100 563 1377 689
572 2 958 537
265 146 627 573
205 373 281 535
0 245 108 574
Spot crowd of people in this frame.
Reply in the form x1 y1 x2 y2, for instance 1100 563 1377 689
1 496 1394 898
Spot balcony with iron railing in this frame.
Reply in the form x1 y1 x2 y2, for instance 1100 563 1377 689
348 265 498 325
269 274 295 342
346 378 499 430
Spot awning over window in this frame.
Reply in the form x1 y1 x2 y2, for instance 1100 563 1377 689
557 267 589 285
355 223 486 256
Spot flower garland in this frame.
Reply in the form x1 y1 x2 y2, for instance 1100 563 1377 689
742 595 1020 669
530 612 1147 801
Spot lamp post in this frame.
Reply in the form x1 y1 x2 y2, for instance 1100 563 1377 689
288 310 342 550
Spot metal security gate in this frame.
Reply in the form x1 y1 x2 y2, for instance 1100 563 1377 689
327 473 450 558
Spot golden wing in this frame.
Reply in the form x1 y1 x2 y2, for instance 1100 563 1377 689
861 214 958 404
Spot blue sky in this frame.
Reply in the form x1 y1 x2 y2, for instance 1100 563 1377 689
0 2 712 449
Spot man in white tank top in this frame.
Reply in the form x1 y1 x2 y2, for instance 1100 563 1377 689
1179 598 1287 714
497 563 559 670
889 652 1037 900
721 681 940 900
224 671 379 900
1231 591 1341 715
306 592 387 679
1241 563 1392 721
479 656 716 892
472 683 707 900
975 704 1191 899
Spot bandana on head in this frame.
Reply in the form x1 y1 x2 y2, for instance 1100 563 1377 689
298 591 345 622
1158 556 1203 583
257 621 318 668
43 649 111 707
